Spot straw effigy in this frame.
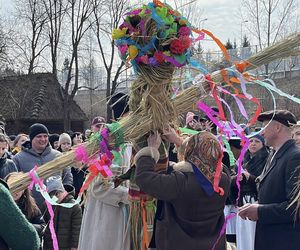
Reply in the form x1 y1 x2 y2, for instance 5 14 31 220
8 1 300 194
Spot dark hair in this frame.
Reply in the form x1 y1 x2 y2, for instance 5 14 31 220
5 173 40 220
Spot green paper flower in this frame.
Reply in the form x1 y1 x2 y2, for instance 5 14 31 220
156 6 174 25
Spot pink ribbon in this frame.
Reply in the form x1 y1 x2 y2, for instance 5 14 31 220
29 167 59 250
75 145 89 164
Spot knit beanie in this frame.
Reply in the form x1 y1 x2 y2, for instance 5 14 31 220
58 133 72 146
45 176 65 194
29 123 49 141
249 132 265 145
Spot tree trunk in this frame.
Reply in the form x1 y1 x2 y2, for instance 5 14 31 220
63 95 71 131
106 75 112 121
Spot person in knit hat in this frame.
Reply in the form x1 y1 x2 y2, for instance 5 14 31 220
58 133 72 153
12 123 73 210
43 176 82 250
134 131 230 250
231 131 269 250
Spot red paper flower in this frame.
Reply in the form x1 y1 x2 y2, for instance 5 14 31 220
179 26 191 36
170 39 186 54
154 51 165 63
179 36 192 49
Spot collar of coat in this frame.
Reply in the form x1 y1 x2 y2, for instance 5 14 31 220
173 161 194 173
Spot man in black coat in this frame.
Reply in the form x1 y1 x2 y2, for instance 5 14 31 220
239 110 300 250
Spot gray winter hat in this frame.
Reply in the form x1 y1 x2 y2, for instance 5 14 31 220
45 176 65 194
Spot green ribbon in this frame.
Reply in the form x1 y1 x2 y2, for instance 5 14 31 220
107 122 124 147
221 136 236 167
179 127 200 135
112 144 127 165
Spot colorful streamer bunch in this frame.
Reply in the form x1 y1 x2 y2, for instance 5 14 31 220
113 0 198 67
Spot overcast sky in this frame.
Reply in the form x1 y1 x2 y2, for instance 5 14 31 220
0 0 243 51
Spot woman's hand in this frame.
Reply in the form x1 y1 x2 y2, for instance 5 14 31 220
162 126 183 146
147 131 162 149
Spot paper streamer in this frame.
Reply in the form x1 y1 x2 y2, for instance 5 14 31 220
29 167 59 250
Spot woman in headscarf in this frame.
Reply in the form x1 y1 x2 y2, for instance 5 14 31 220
135 131 230 250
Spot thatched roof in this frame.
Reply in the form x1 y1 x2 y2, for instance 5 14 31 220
0 73 87 122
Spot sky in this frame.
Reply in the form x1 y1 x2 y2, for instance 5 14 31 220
0 0 243 52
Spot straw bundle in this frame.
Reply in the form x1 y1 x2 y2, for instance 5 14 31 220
245 33 300 70
9 140 100 194
9 33 300 194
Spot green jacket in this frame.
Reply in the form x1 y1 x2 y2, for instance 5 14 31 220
0 179 40 250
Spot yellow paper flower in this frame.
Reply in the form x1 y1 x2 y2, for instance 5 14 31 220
179 19 188 26
112 28 128 40
128 45 138 59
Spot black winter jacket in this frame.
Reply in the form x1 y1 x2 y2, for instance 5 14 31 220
0 153 18 179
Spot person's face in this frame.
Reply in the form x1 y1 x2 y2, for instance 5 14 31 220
53 140 59 149
0 141 7 157
73 134 83 145
292 127 300 146
261 120 278 147
31 133 49 153
12 190 24 201
248 138 263 154
17 135 28 148
60 142 71 152
91 123 105 133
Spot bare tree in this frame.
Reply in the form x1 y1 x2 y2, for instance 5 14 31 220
0 21 9 66
42 0 69 75
13 0 49 74
92 0 129 121
242 0 297 74
61 0 97 130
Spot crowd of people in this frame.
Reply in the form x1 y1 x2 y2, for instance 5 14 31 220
0 107 300 250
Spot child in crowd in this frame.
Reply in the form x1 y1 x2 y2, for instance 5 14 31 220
0 133 18 179
44 176 82 250
5 172 46 238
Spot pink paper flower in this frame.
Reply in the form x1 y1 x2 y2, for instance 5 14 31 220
179 26 191 36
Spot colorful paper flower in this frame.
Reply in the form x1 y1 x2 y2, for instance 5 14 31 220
179 26 191 36
118 44 128 56
170 38 186 54
156 6 174 25
136 55 149 64
149 57 158 66
128 45 138 59
179 18 188 26
154 51 165 64
179 36 192 49
112 27 128 39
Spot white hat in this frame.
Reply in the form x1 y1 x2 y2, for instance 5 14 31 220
58 133 71 146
